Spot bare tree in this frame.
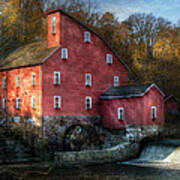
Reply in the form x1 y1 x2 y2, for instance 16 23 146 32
125 13 171 57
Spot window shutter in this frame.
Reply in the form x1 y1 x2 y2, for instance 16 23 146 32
58 96 61 109
54 96 56 109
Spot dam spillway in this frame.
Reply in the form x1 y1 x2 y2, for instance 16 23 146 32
125 139 180 163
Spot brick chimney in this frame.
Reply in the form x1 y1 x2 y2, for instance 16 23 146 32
46 9 61 48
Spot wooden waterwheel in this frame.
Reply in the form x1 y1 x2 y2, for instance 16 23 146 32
63 124 99 151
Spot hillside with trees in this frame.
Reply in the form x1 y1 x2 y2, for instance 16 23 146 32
1 0 180 99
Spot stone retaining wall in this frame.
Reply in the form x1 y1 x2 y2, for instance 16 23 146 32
0 138 39 164
54 142 140 166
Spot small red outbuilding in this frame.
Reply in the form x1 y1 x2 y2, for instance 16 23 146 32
165 95 180 114
100 84 165 130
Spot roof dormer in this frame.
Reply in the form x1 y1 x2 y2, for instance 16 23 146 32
46 9 61 48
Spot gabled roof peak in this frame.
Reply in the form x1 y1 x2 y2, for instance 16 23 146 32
100 83 165 99
165 94 180 104
45 8 130 72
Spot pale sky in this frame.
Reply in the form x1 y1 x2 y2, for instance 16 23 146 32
98 0 180 24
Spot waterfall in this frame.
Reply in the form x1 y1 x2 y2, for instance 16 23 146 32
124 140 180 164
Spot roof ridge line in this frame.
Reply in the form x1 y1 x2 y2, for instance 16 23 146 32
46 8 131 72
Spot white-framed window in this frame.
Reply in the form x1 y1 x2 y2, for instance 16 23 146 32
31 96 36 109
151 106 157 120
54 72 61 85
84 31 91 42
54 96 61 109
114 76 119 87
85 73 92 87
32 72 36 86
2 98 6 109
51 16 56 34
13 116 20 123
61 48 68 59
106 54 113 64
85 96 92 110
2 77 6 88
16 75 20 87
118 107 124 120
27 118 36 126
16 97 20 109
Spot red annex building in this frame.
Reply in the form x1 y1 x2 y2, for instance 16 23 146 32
100 84 165 129
0 9 165 132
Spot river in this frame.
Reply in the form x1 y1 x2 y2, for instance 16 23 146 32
1 139 180 179
44 162 180 180
2 162 180 180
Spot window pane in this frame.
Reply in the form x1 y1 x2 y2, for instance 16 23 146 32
107 54 113 64
114 76 119 87
85 73 92 86
32 73 36 85
84 32 91 42
61 48 68 59
52 16 56 34
85 97 92 109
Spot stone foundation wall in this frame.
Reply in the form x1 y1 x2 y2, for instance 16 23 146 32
3 115 41 126
3 115 164 152
54 142 140 167
98 125 163 149
42 115 101 150
125 125 164 142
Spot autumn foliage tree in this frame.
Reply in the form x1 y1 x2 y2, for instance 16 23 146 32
0 0 45 56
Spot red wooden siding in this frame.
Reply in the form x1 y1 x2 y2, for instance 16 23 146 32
42 12 128 116
143 86 164 126
47 11 61 48
100 97 144 129
0 66 42 124
100 86 164 130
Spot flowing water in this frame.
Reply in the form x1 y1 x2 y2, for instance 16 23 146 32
124 139 180 164
2 140 180 180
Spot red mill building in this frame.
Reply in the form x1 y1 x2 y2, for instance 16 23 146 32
0 9 165 136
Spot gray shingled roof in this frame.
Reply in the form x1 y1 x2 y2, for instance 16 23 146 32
100 84 165 99
0 9 130 72
0 40 58 71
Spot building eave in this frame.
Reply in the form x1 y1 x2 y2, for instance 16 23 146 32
41 45 61 63
100 83 165 100
165 94 180 104
45 8 131 73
